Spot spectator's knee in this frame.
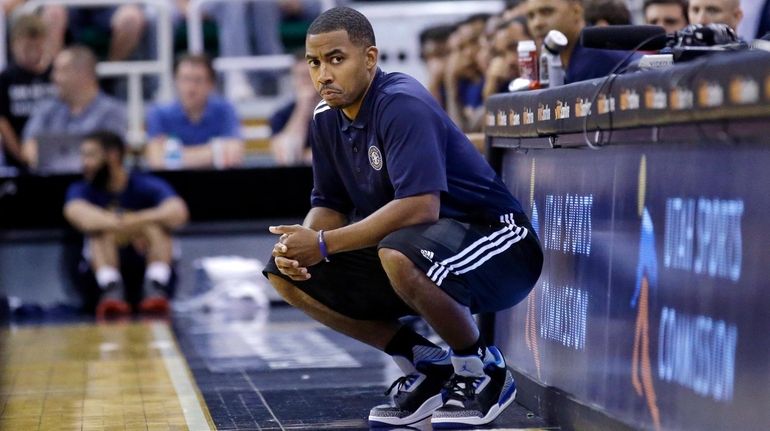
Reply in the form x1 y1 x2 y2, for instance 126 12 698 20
142 223 169 241
41 5 68 28
90 230 116 243
112 5 145 33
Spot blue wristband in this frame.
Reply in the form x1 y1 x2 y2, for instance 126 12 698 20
318 230 330 262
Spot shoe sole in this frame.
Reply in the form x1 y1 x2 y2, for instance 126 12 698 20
368 393 444 427
431 388 517 429
96 300 131 320
139 297 170 315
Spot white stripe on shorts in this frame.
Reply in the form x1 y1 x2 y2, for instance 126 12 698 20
427 220 528 286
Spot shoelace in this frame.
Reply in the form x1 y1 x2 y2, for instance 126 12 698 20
384 373 419 396
444 374 482 402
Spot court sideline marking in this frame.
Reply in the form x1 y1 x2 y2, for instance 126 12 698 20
151 322 215 430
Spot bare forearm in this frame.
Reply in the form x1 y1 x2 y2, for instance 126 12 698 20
483 77 502 102
443 77 465 130
0 119 23 162
64 201 119 233
324 193 439 254
302 206 348 231
427 79 445 108
145 137 166 169
130 198 189 229
182 144 215 168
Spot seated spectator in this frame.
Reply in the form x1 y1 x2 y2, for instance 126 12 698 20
418 24 454 108
584 0 631 27
21 45 126 170
483 16 531 101
688 0 743 31
44 4 146 61
269 55 319 166
175 0 322 99
644 0 689 34
0 14 57 171
145 53 244 170
476 14 503 76
502 0 528 20
64 131 188 318
444 13 490 132
526 0 638 84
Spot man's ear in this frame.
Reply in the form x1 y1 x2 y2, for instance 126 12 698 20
734 7 744 29
570 1 585 24
365 46 379 70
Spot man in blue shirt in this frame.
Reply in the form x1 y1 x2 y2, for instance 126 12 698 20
145 54 244 169
526 0 636 83
64 131 188 319
265 7 543 428
21 46 127 170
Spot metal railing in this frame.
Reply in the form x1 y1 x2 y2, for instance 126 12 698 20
0 9 6 71
186 0 336 75
18 0 174 146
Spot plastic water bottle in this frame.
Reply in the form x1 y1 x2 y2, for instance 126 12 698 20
164 136 183 170
539 30 569 88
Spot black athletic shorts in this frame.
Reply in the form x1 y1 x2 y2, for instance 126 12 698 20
263 215 543 321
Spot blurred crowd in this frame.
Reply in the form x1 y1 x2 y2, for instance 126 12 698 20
418 0 752 133
0 0 759 174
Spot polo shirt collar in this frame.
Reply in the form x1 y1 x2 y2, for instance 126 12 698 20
173 94 216 123
340 68 384 132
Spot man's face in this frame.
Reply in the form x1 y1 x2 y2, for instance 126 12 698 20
80 139 108 184
12 36 46 71
526 0 583 43
52 52 81 101
175 62 215 111
491 21 530 77
645 4 688 34
305 30 376 109
421 38 449 76
688 0 742 30
450 22 483 79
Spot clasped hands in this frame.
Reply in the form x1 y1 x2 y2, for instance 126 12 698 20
269 224 324 281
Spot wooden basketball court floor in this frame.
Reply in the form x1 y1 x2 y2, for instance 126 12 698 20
0 306 556 430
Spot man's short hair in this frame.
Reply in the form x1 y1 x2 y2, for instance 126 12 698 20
307 7 376 47
643 0 689 21
498 15 532 38
10 14 47 40
62 45 98 77
585 0 632 25
84 130 126 159
419 24 455 47
174 53 216 82
463 13 493 26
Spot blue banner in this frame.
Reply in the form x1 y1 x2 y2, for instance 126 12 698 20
495 142 770 430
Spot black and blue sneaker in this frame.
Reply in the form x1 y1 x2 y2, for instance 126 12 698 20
431 346 517 429
369 351 453 427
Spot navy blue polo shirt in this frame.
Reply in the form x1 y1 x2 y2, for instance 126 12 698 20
309 68 523 223
65 171 177 211
565 43 639 84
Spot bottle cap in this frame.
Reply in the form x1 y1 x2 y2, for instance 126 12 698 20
517 40 537 54
544 30 568 53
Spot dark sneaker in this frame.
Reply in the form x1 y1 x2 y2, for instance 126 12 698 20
138 280 170 315
431 346 517 429
96 281 130 320
369 353 453 427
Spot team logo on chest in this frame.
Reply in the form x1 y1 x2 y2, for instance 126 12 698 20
368 146 383 171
